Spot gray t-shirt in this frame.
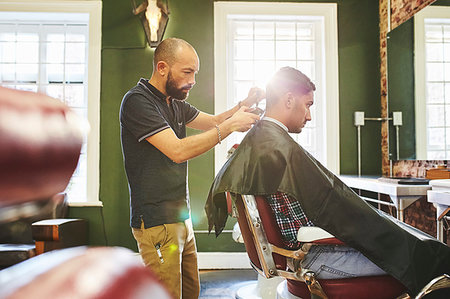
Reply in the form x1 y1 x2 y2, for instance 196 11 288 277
120 78 199 228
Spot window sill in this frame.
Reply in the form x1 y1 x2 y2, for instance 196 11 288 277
68 201 103 207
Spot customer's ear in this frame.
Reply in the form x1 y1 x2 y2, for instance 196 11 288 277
284 92 294 109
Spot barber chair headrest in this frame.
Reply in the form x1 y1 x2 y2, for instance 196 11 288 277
0 87 83 206
0 246 172 299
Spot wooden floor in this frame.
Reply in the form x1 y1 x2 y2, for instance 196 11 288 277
199 269 257 299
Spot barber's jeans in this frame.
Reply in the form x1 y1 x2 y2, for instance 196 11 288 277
301 245 387 279
132 218 200 299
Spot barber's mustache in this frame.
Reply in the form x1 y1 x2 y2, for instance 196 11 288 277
181 84 194 90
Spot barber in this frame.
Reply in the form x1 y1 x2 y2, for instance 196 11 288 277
119 37 263 299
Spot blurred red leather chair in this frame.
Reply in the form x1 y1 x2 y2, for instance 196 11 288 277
0 87 172 299
0 246 172 299
0 86 83 268
234 193 449 299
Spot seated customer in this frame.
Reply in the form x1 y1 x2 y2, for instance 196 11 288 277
205 67 450 297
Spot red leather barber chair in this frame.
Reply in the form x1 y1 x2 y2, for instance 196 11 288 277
0 87 172 299
0 246 172 299
234 194 449 299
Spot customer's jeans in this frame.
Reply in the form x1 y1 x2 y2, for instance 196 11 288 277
300 245 387 279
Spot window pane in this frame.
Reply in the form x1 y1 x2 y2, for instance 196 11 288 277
16 41 38 63
254 40 274 59
276 41 295 60
426 43 443 62
65 64 85 83
16 25 39 42
444 25 450 43
426 25 443 42
65 42 85 63
254 60 275 85
428 151 445 159
234 40 253 60
427 105 445 127
445 62 450 81
15 84 37 92
427 62 444 81
0 27 16 42
276 22 295 40
428 127 445 149
16 63 37 82
234 81 253 103
0 42 15 62
297 41 314 60
46 64 64 83
427 82 444 103
445 83 450 103
276 60 296 70
444 43 450 61
65 84 85 107
297 128 315 149
297 23 314 40
45 26 65 42
297 61 315 80
254 22 274 40
66 24 87 42
1 63 15 81
234 61 253 80
446 105 450 127
46 42 65 63
233 21 253 40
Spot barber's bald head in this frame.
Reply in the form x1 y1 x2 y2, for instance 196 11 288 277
266 67 316 110
153 38 197 70
150 38 199 100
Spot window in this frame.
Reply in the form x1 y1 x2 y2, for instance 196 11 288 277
0 1 101 205
214 2 339 174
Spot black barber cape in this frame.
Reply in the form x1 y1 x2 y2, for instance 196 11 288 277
205 120 450 296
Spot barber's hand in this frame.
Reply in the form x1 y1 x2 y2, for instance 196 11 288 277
241 87 265 107
227 106 260 132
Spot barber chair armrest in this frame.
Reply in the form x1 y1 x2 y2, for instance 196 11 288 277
297 227 345 246
270 244 307 260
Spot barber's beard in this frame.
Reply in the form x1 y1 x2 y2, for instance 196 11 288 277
166 71 190 100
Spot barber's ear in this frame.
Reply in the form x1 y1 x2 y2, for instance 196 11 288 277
156 61 169 76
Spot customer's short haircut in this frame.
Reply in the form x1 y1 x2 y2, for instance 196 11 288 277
153 37 194 70
266 67 316 109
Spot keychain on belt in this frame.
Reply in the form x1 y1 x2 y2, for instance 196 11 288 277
155 243 164 264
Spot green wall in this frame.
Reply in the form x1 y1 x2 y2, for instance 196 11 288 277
69 0 381 252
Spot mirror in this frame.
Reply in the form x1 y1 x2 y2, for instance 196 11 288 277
387 17 415 160
388 2 450 160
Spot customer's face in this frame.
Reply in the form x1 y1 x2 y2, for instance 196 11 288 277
165 47 199 100
288 91 314 133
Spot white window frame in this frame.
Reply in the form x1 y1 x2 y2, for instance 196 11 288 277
0 0 102 206
214 1 339 174
415 6 450 160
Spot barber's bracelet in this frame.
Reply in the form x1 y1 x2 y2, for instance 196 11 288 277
215 124 222 144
